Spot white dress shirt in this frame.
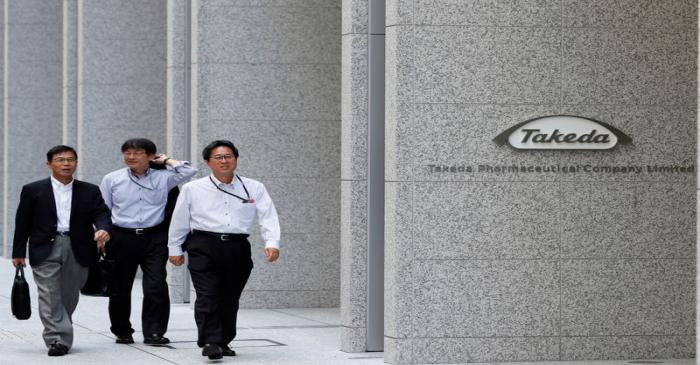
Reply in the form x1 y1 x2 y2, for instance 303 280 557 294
168 174 281 256
50 176 73 232
100 162 197 228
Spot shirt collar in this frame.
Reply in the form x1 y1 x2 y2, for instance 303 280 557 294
127 167 152 179
50 176 74 190
209 174 237 187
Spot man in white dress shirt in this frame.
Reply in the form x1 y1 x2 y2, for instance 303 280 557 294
168 139 281 360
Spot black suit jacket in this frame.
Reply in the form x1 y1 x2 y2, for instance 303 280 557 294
12 178 112 267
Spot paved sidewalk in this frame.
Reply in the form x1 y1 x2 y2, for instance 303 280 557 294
0 258 382 365
0 258 693 365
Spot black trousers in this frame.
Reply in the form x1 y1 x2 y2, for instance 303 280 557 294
187 232 253 347
106 228 170 337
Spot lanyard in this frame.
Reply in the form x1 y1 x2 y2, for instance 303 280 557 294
128 169 155 190
209 175 254 203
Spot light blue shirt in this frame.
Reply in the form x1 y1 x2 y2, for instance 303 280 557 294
100 162 197 228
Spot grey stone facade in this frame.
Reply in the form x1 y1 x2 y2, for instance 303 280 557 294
341 0 370 352
1 0 342 309
76 0 167 184
0 1 696 363
2 0 63 258
187 0 341 308
383 0 696 363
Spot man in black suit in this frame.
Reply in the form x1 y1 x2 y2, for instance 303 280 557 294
11 145 111 356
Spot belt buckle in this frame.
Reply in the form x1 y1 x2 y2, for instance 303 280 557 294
220 234 229 241
135 228 145 235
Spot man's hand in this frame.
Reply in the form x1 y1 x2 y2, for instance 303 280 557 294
264 248 279 263
169 255 185 266
94 229 110 243
12 258 25 267
152 154 176 166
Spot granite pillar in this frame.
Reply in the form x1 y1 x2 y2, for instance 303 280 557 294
2 0 63 257
384 0 697 363
340 0 369 353
62 0 77 147
189 0 341 308
165 0 191 303
0 0 5 255
76 0 166 184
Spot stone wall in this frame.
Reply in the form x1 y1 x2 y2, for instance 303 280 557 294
187 0 342 308
383 1 697 362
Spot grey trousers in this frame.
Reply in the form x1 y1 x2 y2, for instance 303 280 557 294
31 236 88 349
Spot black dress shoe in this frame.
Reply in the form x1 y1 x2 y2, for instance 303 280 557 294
144 333 170 345
48 342 68 356
115 334 134 344
202 343 223 360
220 345 236 356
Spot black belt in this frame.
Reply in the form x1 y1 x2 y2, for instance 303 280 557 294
192 229 249 241
113 225 161 235
55 231 70 236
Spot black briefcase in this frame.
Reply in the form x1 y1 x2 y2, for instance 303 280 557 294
80 254 114 297
11 265 31 320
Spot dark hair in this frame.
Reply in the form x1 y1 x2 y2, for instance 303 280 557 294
202 140 239 161
121 138 157 155
46 145 77 162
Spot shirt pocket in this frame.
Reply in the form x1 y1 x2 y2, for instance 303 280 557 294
143 188 167 206
233 201 256 223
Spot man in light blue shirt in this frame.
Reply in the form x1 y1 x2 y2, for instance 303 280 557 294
100 138 197 346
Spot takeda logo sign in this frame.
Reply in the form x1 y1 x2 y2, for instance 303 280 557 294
494 115 632 150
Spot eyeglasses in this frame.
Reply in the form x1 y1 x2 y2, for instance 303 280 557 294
122 151 147 157
212 154 235 161
52 157 77 163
